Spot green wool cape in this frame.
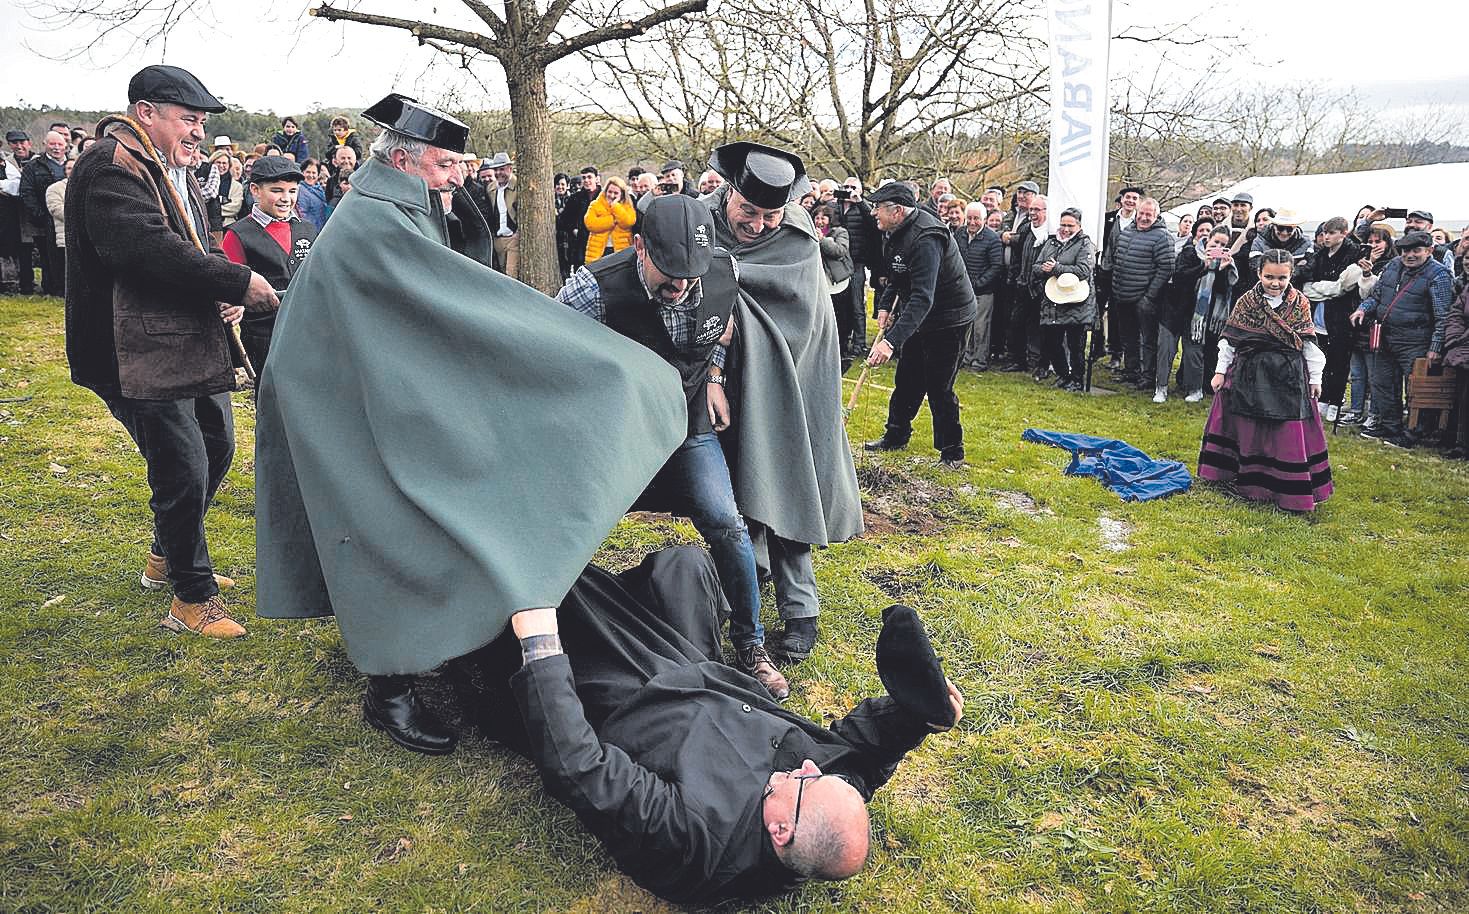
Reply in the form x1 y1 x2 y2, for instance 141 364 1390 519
704 186 863 547
255 159 687 675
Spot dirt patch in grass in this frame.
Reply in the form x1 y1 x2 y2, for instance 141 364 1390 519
1098 514 1133 551
864 560 971 602
858 462 955 536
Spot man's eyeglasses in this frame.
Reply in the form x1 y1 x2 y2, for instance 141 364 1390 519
762 772 854 846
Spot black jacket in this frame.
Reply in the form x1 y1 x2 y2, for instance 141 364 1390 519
20 153 66 233
952 225 1004 296
558 188 596 268
1111 222 1175 305
1005 217 1036 284
507 551 933 905
838 198 880 272
876 206 978 346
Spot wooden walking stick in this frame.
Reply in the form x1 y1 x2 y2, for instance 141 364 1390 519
844 325 887 424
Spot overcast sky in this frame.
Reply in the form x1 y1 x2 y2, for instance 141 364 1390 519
1 0 1466 131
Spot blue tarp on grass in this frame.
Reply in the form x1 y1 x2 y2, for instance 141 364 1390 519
1022 429 1192 502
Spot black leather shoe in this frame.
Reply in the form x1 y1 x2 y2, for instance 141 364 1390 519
364 674 458 755
864 436 907 452
777 617 819 662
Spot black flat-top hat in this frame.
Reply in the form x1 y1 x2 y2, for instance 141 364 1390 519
640 195 715 279
248 155 305 185
708 141 811 210
128 65 227 113
361 94 470 154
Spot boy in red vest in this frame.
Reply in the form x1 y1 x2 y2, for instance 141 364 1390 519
221 155 316 373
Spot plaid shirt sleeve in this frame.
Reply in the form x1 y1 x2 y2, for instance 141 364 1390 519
555 267 606 324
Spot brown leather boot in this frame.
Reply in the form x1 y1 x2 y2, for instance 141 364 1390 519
142 552 235 591
734 643 790 701
160 594 247 639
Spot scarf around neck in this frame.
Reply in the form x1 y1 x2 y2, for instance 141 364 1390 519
1223 282 1314 351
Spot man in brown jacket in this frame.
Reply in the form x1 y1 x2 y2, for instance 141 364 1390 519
65 65 279 638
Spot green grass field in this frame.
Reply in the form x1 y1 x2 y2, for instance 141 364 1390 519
2 295 1466 914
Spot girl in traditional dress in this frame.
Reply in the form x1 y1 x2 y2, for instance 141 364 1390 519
1198 249 1333 512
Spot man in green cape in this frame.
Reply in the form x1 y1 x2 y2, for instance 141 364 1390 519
254 95 687 755
703 142 864 662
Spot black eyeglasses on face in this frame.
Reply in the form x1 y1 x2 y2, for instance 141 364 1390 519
763 772 855 847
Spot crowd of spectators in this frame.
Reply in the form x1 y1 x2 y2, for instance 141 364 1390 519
4 114 1467 459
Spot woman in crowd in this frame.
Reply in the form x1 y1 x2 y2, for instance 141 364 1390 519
1157 218 1222 403
1173 213 1194 254
1198 249 1332 512
1032 206 1096 392
812 204 854 368
271 117 310 165
582 175 636 264
215 151 245 224
1340 223 1395 424
296 158 328 230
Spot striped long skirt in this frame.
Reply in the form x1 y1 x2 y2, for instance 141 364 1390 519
1198 386 1334 512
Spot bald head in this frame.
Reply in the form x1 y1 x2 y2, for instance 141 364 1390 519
765 768 871 882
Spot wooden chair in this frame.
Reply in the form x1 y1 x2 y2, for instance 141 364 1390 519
1407 358 1458 433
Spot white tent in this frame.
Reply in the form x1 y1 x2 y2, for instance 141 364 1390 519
1167 162 1469 232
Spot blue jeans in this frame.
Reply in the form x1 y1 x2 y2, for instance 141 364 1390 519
636 433 763 648
1348 350 1371 412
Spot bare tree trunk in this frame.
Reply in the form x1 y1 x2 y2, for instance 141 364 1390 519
505 65 557 295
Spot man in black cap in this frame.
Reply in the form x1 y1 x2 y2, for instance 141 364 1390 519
1350 230 1455 448
660 159 697 197
1404 210 1455 270
702 141 863 664
449 544 964 905
554 194 789 699
862 181 978 468
2 129 37 294
65 65 281 640
255 93 688 758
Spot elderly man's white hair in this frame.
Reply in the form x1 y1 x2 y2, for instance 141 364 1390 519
370 129 428 165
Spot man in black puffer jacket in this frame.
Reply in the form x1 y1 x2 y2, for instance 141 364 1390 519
837 177 880 355
861 182 978 467
1110 197 1174 388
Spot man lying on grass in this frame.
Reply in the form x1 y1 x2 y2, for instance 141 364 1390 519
449 545 964 904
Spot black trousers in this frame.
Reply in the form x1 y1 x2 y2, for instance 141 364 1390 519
14 239 36 293
1095 269 1115 357
240 316 276 378
884 322 969 458
1114 297 1142 372
46 242 65 297
451 546 727 749
104 392 235 603
1043 324 1086 382
1005 288 1042 370
1321 303 1355 406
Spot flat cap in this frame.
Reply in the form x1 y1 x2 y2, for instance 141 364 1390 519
1407 209 1433 223
248 155 304 184
1016 180 1041 194
5 130 29 143
660 159 683 174
128 65 226 113
639 194 715 279
1396 230 1434 249
866 181 918 208
1231 191 1254 205
361 94 469 153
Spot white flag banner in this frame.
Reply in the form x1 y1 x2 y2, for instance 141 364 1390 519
1046 0 1112 246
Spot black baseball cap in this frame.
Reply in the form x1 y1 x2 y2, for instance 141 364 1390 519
866 182 918 208
248 155 305 185
1395 230 1434 250
639 195 715 279
127 65 227 113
